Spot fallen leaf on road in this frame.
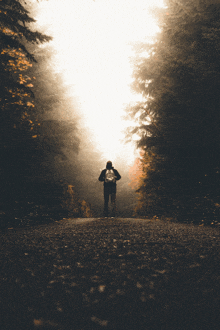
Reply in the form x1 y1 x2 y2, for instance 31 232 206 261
91 316 108 326
98 285 106 292
136 282 143 288
33 319 43 326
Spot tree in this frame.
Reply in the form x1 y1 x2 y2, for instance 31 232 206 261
0 0 52 219
127 0 220 223
0 0 51 110
0 1 98 225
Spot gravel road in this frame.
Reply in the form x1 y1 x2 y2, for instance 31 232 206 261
0 218 220 330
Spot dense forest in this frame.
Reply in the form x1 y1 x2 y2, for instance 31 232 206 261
0 0 96 227
0 0 137 228
3 0 218 227
127 0 220 225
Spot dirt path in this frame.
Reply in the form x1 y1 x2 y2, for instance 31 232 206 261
0 218 220 330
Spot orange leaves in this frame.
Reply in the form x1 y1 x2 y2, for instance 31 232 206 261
7 86 34 109
14 100 23 105
128 157 143 190
19 111 39 135
129 148 157 191
19 74 34 87
27 102 34 107
0 27 17 36
21 112 28 120
2 47 33 73
81 200 93 218
61 185 93 218
5 64 35 108
129 148 162 216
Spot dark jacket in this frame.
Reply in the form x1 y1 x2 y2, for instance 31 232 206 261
98 167 121 188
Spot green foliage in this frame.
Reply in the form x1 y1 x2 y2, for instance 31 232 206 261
127 0 220 225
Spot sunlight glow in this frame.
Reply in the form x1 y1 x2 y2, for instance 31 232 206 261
35 0 163 165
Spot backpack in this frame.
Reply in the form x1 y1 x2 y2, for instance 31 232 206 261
105 169 116 183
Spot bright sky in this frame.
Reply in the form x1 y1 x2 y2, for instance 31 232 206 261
35 0 163 165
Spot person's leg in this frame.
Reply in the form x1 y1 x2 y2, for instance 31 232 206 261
111 193 116 217
104 188 109 217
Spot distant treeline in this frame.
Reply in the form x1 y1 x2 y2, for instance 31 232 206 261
127 0 220 225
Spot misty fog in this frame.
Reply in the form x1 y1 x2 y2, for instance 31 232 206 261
26 38 137 218
22 0 143 217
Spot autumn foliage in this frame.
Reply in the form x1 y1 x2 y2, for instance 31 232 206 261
62 185 93 218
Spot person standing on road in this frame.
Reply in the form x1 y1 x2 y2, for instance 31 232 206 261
98 161 121 217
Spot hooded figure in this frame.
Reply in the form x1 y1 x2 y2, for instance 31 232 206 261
98 161 121 217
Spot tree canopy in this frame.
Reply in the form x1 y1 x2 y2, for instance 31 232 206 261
0 0 52 207
127 0 220 224
0 0 51 110
0 0 96 226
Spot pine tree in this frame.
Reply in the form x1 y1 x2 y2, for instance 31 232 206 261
127 0 220 223
0 0 52 216
0 0 51 110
